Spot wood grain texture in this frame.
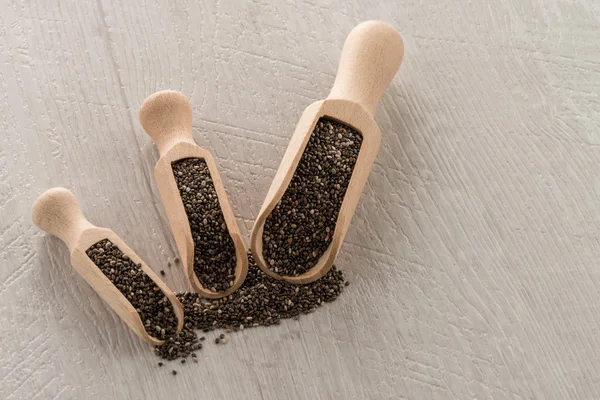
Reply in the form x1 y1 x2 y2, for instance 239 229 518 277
2 0 600 399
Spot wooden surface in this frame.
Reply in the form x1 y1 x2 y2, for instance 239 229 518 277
2 0 600 399
250 21 403 283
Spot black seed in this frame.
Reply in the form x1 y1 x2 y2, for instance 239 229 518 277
262 118 362 276
86 239 178 341
152 251 346 363
172 370 177 375
172 158 238 292
158 362 163 367
219 333 225 339
174 257 180 264
181 359 186 364
160 270 165 276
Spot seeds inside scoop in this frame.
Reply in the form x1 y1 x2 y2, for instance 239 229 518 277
172 158 237 292
86 239 178 341
262 118 362 276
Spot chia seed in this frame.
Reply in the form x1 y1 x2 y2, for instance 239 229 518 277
85 239 178 341
152 252 346 363
262 118 362 276
153 323 203 361
172 158 237 292
176 252 346 334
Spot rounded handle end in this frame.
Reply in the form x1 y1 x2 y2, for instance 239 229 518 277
32 187 91 250
139 90 194 156
328 20 404 116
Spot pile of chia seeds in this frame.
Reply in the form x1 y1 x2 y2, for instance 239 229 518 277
172 158 238 292
262 118 362 276
153 252 347 363
86 239 178 341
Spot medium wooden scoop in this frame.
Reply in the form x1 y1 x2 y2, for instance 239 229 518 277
250 20 404 284
32 187 184 345
139 90 248 299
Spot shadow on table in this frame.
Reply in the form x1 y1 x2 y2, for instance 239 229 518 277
341 79 424 281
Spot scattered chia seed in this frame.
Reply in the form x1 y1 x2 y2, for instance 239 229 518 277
85 239 178 341
158 362 163 367
262 118 362 276
181 359 186 364
172 158 237 292
174 257 180 264
172 370 177 376
160 270 165 276
153 323 202 361
152 252 346 363
178 252 346 330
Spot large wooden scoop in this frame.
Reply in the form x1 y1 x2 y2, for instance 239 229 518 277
32 187 184 345
139 91 248 298
250 21 404 284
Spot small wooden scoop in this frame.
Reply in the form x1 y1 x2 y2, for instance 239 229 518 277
139 90 248 299
250 20 404 284
32 187 184 345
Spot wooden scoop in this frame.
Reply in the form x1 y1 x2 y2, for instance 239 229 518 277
32 187 184 345
139 90 248 299
250 20 404 284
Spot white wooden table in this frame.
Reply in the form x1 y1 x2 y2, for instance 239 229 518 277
2 1 600 399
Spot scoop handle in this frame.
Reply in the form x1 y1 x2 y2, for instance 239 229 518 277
32 187 95 251
139 90 194 157
327 20 404 117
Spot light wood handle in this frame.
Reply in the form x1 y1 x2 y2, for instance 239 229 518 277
139 90 194 156
327 20 404 117
32 187 95 251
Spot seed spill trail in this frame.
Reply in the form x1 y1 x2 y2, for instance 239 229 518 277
263 118 362 276
172 158 237 292
86 239 178 341
154 252 347 362
154 324 202 360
